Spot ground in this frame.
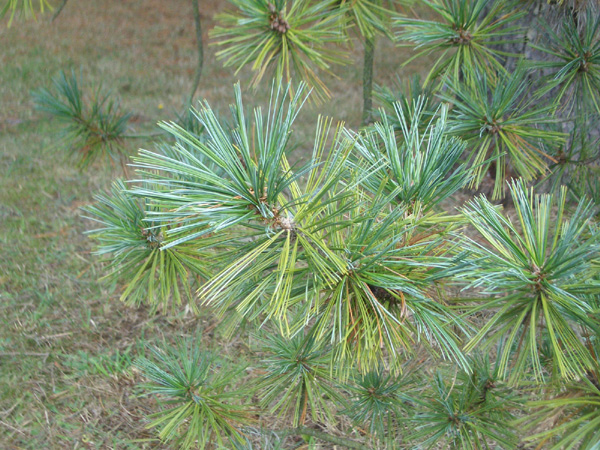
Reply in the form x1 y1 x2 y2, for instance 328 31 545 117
0 1 430 448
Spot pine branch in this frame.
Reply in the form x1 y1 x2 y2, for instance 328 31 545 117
361 36 375 125
51 0 68 22
188 0 204 108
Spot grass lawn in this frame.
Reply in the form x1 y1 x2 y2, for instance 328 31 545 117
0 1 431 448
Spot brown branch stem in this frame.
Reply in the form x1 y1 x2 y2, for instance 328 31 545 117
361 36 375 126
278 426 370 449
51 0 68 22
188 0 204 109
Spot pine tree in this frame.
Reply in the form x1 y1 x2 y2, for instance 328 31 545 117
9 0 600 447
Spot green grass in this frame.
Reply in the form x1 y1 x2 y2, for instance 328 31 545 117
0 1 430 448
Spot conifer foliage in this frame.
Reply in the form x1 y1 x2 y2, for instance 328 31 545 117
15 0 600 447
85 80 599 448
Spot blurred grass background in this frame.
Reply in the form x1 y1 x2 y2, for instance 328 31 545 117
0 1 430 448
